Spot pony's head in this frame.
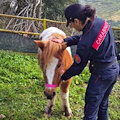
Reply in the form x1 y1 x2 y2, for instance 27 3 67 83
34 40 67 99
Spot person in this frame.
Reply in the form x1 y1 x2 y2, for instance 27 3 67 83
50 3 119 120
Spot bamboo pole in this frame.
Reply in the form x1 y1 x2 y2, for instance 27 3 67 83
0 28 40 36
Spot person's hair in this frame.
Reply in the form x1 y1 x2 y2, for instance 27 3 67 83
75 5 96 24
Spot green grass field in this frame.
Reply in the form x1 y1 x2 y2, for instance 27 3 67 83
0 50 120 120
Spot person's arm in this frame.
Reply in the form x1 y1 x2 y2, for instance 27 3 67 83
50 34 82 46
64 35 82 46
61 61 87 80
61 42 90 80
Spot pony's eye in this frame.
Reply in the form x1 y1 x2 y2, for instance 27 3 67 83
57 64 61 68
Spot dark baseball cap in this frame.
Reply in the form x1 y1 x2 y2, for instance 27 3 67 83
64 3 84 27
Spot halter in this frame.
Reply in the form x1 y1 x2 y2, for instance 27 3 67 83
45 83 58 88
45 62 64 88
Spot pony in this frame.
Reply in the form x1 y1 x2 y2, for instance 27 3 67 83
34 27 73 118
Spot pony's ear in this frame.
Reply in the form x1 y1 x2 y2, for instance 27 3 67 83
62 42 67 51
34 40 44 51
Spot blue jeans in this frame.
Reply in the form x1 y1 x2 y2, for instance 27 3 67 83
84 62 119 120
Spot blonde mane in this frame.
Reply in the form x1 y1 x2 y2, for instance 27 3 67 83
39 41 63 71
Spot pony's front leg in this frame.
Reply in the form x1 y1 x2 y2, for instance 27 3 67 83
60 88 72 117
44 96 56 118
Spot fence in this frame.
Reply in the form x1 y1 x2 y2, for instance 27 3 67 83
0 14 75 37
0 14 120 55
0 14 79 54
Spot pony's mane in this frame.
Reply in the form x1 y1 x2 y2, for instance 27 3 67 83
40 41 64 71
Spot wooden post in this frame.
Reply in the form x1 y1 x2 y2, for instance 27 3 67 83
43 18 47 30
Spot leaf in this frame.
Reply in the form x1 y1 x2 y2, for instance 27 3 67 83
75 80 79 85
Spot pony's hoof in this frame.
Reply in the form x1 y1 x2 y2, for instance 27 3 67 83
66 113 72 119
44 113 51 118
64 107 72 118
0 114 6 119
67 115 71 119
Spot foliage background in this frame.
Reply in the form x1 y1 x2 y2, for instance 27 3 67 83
0 0 120 27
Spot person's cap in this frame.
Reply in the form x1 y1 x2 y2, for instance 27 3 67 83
65 3 84 27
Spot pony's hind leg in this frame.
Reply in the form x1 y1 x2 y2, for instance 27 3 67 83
44 96 56 118
60 82 72 117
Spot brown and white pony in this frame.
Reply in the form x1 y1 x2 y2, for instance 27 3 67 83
34 27 73 118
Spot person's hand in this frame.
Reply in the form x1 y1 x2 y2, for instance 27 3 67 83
58 79 66 86
61 79 66 82
49 38 64 43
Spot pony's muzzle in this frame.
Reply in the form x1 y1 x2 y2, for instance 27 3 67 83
44 91 56 100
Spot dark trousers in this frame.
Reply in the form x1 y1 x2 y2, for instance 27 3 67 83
84 63 119 120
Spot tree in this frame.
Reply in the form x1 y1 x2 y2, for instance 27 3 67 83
6 0 43 34
42 0 79 21
0 0 78 33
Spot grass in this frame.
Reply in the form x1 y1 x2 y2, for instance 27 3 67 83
0 50 120 120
